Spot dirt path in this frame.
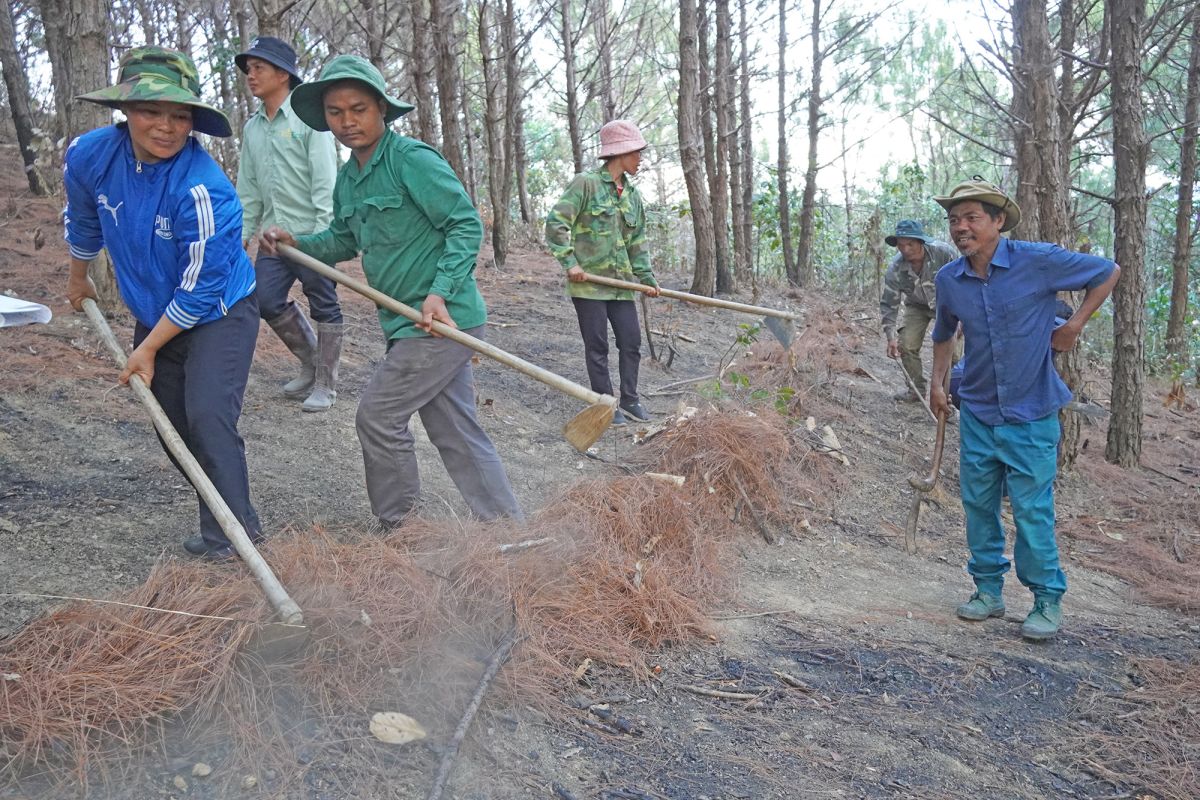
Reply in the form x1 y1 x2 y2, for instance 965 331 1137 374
1 152 1197 799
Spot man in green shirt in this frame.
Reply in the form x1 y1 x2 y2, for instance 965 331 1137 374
259 55 522 525
235 36 342 412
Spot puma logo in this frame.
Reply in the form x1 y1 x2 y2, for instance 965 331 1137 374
97 194 123 224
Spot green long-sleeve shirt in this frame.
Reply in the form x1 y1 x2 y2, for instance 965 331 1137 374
235 95 338 242
544 167 657 300
296 129 487 340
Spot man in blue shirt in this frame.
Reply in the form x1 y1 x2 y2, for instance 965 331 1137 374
929 178 1120 641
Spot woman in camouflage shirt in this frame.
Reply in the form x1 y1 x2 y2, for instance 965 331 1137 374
544 120 660 426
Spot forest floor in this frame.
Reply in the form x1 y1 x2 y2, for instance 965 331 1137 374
1 148 1199 800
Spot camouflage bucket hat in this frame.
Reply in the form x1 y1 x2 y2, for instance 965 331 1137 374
76 47 233 138
290 55 415 132
934 175 1022 232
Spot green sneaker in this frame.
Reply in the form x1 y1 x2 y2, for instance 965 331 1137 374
1021 598 1062 641
956 591 1006 621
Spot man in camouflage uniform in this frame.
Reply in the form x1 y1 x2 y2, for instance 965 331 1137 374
879 219 959 401
545 119 660 427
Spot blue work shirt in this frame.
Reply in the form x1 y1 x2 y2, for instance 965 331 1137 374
931 239 1115 425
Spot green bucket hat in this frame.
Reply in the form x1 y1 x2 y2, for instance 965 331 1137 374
76 47 233 138
290 55 415 132
934 175 1022 232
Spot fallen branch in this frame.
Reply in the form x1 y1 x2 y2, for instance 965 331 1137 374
771 670 816 692
678 684 768 701
426 627 520 800
497 537 556 554
647 374 717 395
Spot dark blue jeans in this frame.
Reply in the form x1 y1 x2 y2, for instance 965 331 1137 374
254 252 342 323
134 296 261 547
571 297 642 406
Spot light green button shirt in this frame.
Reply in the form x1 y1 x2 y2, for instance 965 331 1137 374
235 94 338 242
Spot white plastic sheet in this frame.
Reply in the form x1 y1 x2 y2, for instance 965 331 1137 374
0 294 52 327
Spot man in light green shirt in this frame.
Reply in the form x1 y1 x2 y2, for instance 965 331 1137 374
259 55 522 527
235 36 342 412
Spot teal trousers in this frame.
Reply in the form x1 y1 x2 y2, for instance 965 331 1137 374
959 407 1066 600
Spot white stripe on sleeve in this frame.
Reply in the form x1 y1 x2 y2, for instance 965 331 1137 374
181 184 215 291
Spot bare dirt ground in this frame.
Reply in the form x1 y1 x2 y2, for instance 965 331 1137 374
1 148 1198 799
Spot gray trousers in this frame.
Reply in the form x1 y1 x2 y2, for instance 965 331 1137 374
355 326 523 523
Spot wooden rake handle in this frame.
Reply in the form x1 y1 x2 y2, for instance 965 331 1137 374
278 245 615 410
81 299 304 626
580 273 800 321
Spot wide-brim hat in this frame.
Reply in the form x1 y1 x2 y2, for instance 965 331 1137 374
599 119 648 158
236 35 303 90
934 176 1021 232
290 55 415 132
884 219 935 247
76 46 233 138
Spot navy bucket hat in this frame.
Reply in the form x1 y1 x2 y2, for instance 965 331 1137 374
884 219 936 247
236 36 302 90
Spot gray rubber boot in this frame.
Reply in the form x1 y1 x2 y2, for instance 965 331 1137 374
303 322 343 413
266 304 317 399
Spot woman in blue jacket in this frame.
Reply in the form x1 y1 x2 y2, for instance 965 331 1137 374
64 47 260 561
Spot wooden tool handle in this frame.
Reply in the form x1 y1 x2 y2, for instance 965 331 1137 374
82 299 303 625
580 273 799 321
278 245 614 409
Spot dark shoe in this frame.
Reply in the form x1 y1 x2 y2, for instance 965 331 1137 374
1021 598 1062 641
956 591 1006 621
183 534 209 555
609 408 627 427
302 322 343 413
619 402 650 422
202 544 238 563
266 304 318 399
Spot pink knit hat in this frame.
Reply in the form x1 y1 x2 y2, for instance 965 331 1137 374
598 119 648 158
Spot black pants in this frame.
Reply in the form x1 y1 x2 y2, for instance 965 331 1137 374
571 297 642 406
134 296 261 547
254 252 342 323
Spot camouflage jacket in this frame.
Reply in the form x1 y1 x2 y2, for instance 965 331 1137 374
544 167 657 300
879 240 959 340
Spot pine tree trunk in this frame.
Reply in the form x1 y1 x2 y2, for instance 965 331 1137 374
794 0 821 288
1165 6 1200 369
737 0 753 284
726 0 746 288
1105 0 1148 467
712 0 734 294
0 0 50 195
679 0 716 296
593 3 615 121
514 99 532 223
39 0 120 311
1011 0 1081 469
777 0 796 285
432 0 466 181
408 0 439 145
559 0 583 174
1054 0 1087 469
479 2 506 266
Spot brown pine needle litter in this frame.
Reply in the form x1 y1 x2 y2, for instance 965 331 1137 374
0 409 831 790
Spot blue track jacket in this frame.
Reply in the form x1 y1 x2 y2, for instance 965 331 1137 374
63 124 255 330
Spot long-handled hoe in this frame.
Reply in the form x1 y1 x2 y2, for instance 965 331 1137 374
904 372 951 555
579 272 800 348
277 245 617 451
81 299 304 625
